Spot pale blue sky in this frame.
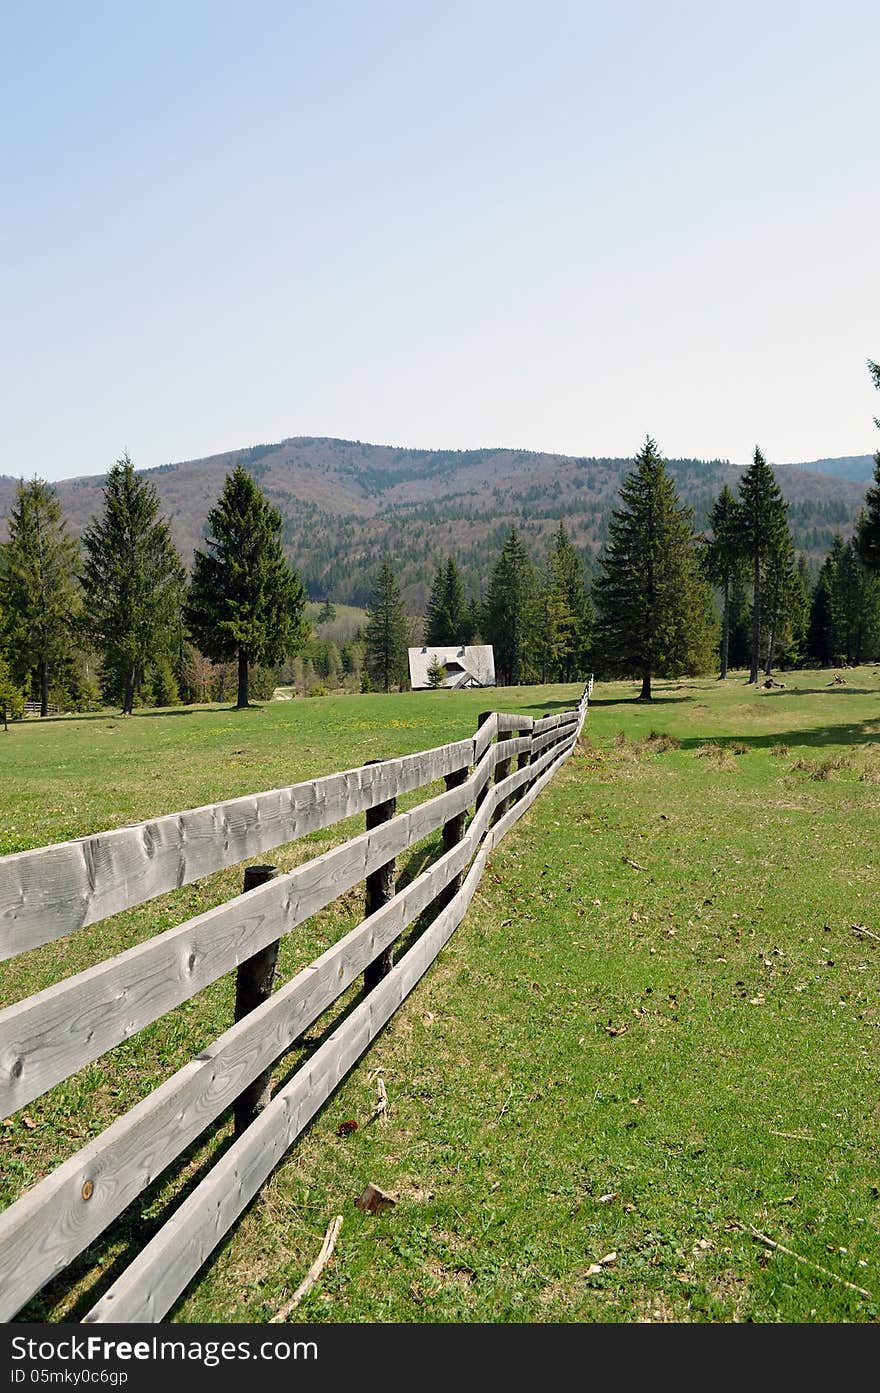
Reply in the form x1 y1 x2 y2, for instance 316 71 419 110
2 1 877 482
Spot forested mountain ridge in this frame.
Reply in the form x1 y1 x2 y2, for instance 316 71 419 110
0 438 872 610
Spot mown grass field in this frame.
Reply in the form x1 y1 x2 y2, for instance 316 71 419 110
1 670 879 1323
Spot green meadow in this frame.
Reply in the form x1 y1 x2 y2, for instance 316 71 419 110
1 670 879 1322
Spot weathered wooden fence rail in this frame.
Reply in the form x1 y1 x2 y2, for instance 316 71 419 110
0 681 591 1323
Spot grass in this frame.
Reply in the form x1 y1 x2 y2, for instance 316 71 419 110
2 668 880 1322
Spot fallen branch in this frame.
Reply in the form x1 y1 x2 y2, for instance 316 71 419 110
740 1222 873 1299
624 857 647 871
270 1215 343 1321
852 924 880 944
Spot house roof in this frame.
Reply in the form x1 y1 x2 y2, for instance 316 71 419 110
408 644 496 690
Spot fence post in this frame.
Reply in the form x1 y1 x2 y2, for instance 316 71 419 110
438 766 469 908
364 761 397 991
233 863 280 1135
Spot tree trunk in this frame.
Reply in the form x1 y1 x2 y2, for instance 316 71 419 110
764 626 776 677
749 553 761 684
40 660 49 718
639 671 652 701
719 577 730 679
123 666 135 715
237 649 249 708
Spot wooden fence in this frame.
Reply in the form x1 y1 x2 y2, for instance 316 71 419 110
0 681 591 1323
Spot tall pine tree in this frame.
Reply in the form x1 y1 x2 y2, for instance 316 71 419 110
705 485 743 680
807 536 845 666
364 562 410 692
736 447 789 684
857 358 880 574
593 437 715 700
483 527 537 686
536 548 576 683
548 522 594 679
1 479 82 715
424 556 467 646
186 464 308 708
83 455 185 714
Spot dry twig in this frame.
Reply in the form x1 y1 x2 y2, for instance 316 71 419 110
852 924 880 944
740 1222 872 1299
270 1215 343 1322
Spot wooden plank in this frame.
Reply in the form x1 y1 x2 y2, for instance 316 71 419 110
472 711 498 763
0 828 478 1322
0 775 476 1117
495 712 532 734
532 710 577 735
83 717 580 1324
0 739 474 960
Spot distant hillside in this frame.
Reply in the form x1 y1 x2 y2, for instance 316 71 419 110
780 454 876 483
0 438 872 610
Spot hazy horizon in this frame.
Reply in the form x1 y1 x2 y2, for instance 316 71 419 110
0 434 875 489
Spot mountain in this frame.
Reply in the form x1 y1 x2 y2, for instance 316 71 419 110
778 454 876 483
0 438 872 610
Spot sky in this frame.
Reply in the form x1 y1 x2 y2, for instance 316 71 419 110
1 1 878 483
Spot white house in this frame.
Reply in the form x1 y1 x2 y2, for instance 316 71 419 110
408 644 496 691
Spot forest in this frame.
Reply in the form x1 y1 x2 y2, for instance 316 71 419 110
2 360 880 718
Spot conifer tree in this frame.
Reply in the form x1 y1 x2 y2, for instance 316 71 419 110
736 447 789 684
705 485 743 679
483 527 537 686
536 548 575 683
592 437 715 700
364 562 410 692
0 651 24 729
185 464 308 709
426 652 447 688
1 479 82 715
857 359 880 573
82 454 185 714
761 532 796 675
727 571 751 670
548 521 594 679
831 537 880 664
807 537 844 665
424 556 467 646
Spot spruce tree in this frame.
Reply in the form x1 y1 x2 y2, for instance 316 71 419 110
832 538 880 664
364 562 410 692
1 479 81 715
185 464 308 708
761 532 796 675
548 522 594 679
483 527 537 686
727 571 752 670
0 651 25 729
736 448 789 684
82 454 185 714
592 437 715 700
807 537 845 666
426 652 447 688
536 548 575 683
705 485 743 679
424 556 467 646
857 359 880 573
